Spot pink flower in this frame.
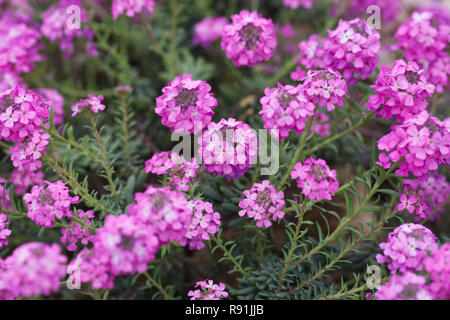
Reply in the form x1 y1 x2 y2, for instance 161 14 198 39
331 0 401 23
367 60 435 123
24 180 79 228
401 173 450 221
9 168 44 194
303 68 348 111
0 86 50 143
0 179 12 249
41 0 97 58
221 10 277 67
198 118 258 180
424 243 450 300
145 151 199 192
375 272 433 300
311 112 331 138
112 0 155 20
180 199 221 250
188 279 229 300
36 88 65 126
291 157 339 201
93 214 159 275
259 83 316 140
376 223 438 273
238 180 285 228
155 74 217 134
71 95 106 116
0 18 42 74
128 185 192 245
377 111 450 178
193 17 228 48
60 209 95 252
0 242 67 299
282 0 316 9
296 19 381 84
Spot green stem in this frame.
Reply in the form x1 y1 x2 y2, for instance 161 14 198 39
292 163 399 268
213 234 251 281
44 155 113 216
142 271 175 300
119 96 133 167
88 114 120 202
277 198 310 291
302 111 376 158
278 116 314 190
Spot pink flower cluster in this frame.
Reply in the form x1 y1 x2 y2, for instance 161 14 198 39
41 0 97 58
303 69 347 111
145 151 199 192
36 88 65 127
0 86 49 143
193 16 228 48
0 86 50 171
92 214 159 276
24 180 79 228
394 11 449 92
71 94 106 117
424 243 450 299
180 199 221 250
60 209 95 251
70 186 202 289
259 83 315 140
221 10 276 67
0 17 42 74
128 185 192 245
9 168 44 194
291 157 339 201
188 279 229 300
0 213 11 250
376 223 438 273
311 112 331 138
401 172 450 221
198 118 258 180
0 242 67 299
296 19 380 84
155 74 217 134
238 180 285 228
375 272 433 300
367 60 435 123
376 111 450 178
282 0 316 9
112 0 155 20
333 0 401 23
0 180 11 249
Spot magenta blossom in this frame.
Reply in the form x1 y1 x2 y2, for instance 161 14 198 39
155 74 217 134
291 157 339 201
188 279 229 300
238 180 285 228
221 10 276 67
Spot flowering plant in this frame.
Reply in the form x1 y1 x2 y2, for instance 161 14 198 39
0 0 448 301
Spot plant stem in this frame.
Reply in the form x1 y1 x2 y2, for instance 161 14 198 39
277 198 310 291
302 111 376 158
119 96 133 167
88 114 120 203
292 163 399 268
142 271 175 300
278 116 314 190
213 234 251 281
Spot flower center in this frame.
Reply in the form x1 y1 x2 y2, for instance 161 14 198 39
239 23 262 50
151 192 169 212
350 23 368 37
175 88 198 110
405 71 420 84
119 235 135 250
278 90 295 109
